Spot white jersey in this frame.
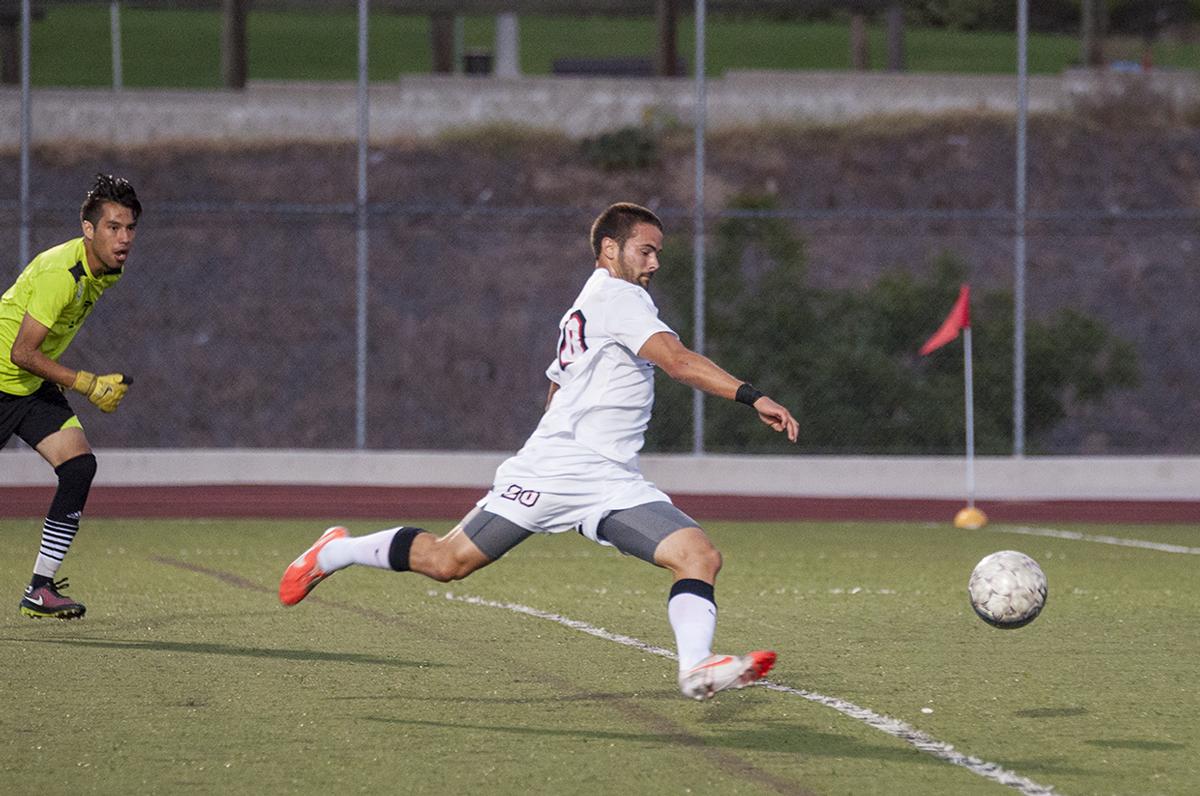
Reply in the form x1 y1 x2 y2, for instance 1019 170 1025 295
477 268 678 539
531 268 675 465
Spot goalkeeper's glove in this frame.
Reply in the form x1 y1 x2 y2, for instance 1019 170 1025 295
71 371 132 413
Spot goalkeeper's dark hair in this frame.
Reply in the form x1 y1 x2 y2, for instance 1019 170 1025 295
590 202 662 259
80 173 141 224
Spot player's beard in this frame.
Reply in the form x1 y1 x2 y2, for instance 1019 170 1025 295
617 250 651 287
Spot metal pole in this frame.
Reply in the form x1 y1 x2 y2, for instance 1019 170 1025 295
1013 0 1028 456
18 0 31 270
453 15 464 74
963 326 976 507
355 0 369 448
691 0 707 455
110 1 123 90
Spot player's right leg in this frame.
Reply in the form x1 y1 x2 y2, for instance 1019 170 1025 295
279 508 532 606
599 504 776 700
653 526 776 699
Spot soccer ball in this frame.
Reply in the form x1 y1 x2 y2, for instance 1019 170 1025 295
967 550 1047 629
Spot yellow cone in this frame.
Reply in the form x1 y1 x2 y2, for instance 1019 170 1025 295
954 506 988 530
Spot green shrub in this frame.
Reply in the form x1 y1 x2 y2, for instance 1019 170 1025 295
580 127 659 171
647 195 1139 454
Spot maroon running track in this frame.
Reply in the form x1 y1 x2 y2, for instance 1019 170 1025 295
2 485 1199 523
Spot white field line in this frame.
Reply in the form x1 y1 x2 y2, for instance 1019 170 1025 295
990 525 1200 555
437 590 1062 796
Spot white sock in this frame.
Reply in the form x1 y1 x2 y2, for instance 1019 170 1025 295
317 528 401 572
669 591 717 671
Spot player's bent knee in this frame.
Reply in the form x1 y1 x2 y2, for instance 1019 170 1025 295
423 547 488 583
427 557 479 583
655 526 723 579
56 452 97 490
696 544 723 578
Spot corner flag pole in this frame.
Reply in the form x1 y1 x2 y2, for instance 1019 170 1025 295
963 324 976 508
919 284 985 528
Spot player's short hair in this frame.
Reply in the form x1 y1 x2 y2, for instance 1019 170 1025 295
590 202 662 259
80 173 142 225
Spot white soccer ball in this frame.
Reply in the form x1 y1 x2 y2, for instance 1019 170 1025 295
967 550 1047 629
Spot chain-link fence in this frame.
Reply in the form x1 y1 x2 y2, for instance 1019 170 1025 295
3 168 1196 455
4 3 1198 456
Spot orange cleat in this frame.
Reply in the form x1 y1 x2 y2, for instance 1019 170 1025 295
279 526 348 606
678 650 776 701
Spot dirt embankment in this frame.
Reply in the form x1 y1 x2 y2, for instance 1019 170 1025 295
2 111 1197 454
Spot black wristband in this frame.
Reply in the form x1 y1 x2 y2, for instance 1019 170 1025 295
735 382 765 407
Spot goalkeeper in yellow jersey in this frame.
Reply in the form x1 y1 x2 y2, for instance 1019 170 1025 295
0 174 141 619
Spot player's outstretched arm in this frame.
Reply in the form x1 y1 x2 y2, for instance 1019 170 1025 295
637 331 798 442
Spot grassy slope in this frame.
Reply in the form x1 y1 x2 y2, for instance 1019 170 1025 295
28 7 1200 87
0 517 1196 794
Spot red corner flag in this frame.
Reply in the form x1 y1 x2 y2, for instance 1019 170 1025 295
919 284 971 355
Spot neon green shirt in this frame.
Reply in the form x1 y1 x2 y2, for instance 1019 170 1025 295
0 238 122 395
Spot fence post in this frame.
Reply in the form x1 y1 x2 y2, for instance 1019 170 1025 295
18 0 31 271
691 0 707 455
110 1 123 89
221 0 248 89
1013 0 1029 456
355 0 370 448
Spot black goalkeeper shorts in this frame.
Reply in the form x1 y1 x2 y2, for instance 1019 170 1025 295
0 382 80 450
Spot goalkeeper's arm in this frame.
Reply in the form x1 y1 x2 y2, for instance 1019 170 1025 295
70 371 133 413
10 312 132 413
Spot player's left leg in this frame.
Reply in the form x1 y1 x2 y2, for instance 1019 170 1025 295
279 508 533 606
19 404 95 619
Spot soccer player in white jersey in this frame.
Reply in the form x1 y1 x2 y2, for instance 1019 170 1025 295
280 202 799 700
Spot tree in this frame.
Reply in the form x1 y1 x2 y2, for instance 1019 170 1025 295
646 196 1139 454
1080 0 1107 67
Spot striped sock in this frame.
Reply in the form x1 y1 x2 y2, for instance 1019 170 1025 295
30 453 96 585
33 512 81 579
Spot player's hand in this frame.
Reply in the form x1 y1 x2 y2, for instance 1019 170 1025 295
753 396 799 443
71 370 132 413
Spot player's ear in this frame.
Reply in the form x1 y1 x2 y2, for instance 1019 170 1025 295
81 220 94 241
602 236 618 260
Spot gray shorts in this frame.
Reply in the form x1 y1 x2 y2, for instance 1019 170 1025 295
463 501 697 564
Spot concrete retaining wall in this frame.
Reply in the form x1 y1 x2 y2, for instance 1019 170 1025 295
2 449 1198 501
2 69 1196 146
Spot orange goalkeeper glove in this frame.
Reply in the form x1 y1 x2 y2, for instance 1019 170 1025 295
71 371 132 413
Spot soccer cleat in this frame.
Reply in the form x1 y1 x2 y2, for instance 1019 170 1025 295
279 526 348 606
678 650 776 701
19 579 86 620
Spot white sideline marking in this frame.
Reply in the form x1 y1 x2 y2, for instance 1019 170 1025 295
992 525 1200 555
438 591 1061 796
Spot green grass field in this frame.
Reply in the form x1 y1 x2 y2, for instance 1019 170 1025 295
1 517 1196 793
26 6 1200 87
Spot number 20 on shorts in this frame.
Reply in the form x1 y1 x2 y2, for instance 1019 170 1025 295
500 484 541 507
